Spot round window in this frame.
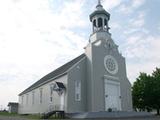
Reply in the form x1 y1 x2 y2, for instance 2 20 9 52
104 55 118 74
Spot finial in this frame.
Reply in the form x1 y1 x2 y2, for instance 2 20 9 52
96 0 103 8
98 0 101 5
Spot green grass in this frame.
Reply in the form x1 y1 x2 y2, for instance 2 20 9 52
0 111 18 116
0 112 66 119
0 112 41 119
21 114 41 119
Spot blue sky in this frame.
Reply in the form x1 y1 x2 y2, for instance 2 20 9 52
0 0 160 109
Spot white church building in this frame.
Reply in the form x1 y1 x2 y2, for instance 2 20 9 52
18 1 132 114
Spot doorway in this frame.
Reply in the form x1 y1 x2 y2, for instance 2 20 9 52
104 80 121 111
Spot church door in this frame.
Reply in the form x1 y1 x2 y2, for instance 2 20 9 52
104 80 121 111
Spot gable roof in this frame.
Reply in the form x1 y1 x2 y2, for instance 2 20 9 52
19 53 86 96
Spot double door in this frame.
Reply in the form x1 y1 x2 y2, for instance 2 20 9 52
104 80 121 111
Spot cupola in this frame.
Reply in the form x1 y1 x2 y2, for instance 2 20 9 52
90 0 110 33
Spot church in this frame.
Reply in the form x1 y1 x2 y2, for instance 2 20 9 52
18 1 132 114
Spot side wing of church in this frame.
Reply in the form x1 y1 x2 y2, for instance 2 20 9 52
18 1 132 114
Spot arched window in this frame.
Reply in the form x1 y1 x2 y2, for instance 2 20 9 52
98 17 102 27
104 19 107 25
104 18 108 30
93 19 96 27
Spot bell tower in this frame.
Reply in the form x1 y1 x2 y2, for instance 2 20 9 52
90 0 110 34
85 0 122 112
85 0 132 112
89 0 112 43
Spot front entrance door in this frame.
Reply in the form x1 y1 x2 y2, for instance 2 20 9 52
105 80 121 111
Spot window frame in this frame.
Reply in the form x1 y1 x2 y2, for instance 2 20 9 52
32 91 35 105
75 81 81 101
26 94 29 105
39 88 43 104
21 95 24 105
50 84 54 102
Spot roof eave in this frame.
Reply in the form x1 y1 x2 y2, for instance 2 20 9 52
18 54 86 96
18 72 67 96
89 10 110 21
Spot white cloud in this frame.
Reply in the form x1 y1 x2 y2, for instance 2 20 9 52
117 0 146 14
0 72 39 109
129 11 145 27
103 0 122 10
127 60 159 84
123 34 156 60
0 0 87 65
58 0 87 29
123 28 149 35
110 22 121 30
123 34 160 83
122 11 147 35
0 0 88 108
132 0 145 8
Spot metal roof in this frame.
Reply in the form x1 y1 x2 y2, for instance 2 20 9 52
8 102 18 106
56 82 66 89
89 2 110 21
89 10 110 21
19 54 86 96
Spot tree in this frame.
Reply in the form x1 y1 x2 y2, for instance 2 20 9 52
152 68 160 115
132 68 160 115
132 73 153 111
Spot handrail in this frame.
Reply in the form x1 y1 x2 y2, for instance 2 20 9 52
46 104 65 113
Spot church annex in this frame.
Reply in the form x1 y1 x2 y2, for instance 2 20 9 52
18 1 132 114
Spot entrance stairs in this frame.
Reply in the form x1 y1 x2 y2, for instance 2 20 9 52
41 111 65 119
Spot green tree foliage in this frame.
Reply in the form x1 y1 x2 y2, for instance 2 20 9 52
132 73 152 111
152 68 160 115
132 68 160 115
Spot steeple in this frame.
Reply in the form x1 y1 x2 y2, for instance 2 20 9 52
90 0 110 33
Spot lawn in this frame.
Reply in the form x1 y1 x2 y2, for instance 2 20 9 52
0 111 41 119
0 111 65 119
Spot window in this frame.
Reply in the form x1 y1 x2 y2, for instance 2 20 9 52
93 19 96 27
104 18 107 29
40 88 43 104
104 19 107 25
21 96 24 105
75 81 81 101
50 84 53 102
26 94 29 105
32 91 35 105
50 96 53 102
98 17 102 27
